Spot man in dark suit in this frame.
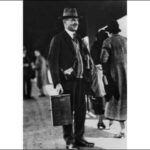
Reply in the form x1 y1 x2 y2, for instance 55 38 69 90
48 8 94 149
23 46 32 99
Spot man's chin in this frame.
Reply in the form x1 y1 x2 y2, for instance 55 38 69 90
68 28 78 32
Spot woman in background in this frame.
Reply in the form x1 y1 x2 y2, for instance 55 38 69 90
34 49 49 97
100 20 127 138
91 30 108 129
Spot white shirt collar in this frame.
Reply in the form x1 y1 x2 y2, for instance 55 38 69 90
65 29 75 39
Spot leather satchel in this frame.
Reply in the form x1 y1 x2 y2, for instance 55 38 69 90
50 94 72 126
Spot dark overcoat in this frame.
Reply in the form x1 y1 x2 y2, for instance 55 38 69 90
101 34 127 121
48 31 91 91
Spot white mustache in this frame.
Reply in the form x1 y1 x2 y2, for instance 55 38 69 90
72 24 78 26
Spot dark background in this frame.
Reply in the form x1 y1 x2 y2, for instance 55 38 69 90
23 0 127 59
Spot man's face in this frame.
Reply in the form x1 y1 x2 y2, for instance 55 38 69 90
63 18 79 32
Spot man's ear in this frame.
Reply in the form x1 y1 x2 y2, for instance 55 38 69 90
62 19 66 25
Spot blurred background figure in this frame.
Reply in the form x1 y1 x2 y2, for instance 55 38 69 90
100 20 127 138
91 30 108 65
81 35 97 119
23 46 33 99
33 49 49 97
91 30 109 129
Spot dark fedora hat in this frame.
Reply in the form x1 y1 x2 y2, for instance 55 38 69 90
58 8 82 20
105 20 121 33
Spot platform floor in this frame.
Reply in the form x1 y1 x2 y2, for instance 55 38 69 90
23 81 126 149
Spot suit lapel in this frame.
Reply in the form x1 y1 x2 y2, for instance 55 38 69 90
63 31 76 56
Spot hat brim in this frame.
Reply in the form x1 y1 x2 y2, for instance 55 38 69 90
105 26 121 33
58 16 83 20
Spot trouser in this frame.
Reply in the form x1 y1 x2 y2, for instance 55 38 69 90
23 75 31 98
63 79 86 145
92 97 105 115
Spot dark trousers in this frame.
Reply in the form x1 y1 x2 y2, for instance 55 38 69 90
63 79 86 145
23 75 31 98
91 97 105 115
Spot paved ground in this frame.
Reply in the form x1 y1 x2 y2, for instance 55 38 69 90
23 81 126 149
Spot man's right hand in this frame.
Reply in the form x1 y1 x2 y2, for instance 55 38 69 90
56 83 64 94
64 67 73 75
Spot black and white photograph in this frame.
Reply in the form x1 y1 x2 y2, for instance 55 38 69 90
1 0 150 149
23 1 127 149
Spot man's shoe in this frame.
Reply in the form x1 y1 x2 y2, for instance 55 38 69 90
113 132 125 138
66 143 79 150
75 139 94 147
97 122 106 130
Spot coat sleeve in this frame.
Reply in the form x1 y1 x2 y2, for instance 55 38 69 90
48 36 61 87
35 57 42 70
